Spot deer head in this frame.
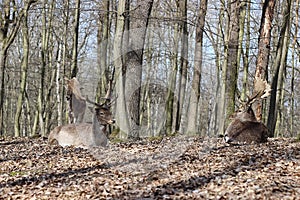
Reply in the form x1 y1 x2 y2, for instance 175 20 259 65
87 97 116 127
224 76 271 144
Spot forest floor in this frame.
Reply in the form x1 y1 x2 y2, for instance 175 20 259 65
1 136 300 199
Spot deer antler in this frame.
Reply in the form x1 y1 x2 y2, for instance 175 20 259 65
247 75 272 105
86 96 102 107
86 94 117 108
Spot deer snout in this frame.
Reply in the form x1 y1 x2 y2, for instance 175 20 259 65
224 134 232 143
108 119 116 124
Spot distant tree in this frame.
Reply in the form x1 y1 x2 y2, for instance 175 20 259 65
0 0 36 136
114 0 130 138
14 2 33 137
175 0 188 132
71 0 81 78
96 0 110 102
186 0 208 135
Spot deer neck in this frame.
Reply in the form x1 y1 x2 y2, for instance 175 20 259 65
92 113 108 146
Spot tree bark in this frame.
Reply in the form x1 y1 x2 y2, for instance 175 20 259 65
114 0 130 138
71 0 81 78
292 0 299 137
96 0 110 101
125 0 154 139
186 0 208 135
254 0 276 121
14 8 30 137
267 0 291 137
225 0 240 122
0 0 36 136
241 2 251 101
175 0 188 132
165 26 180 135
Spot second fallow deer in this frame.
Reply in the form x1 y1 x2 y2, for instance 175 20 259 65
224 76 271 144
65 77 86 123
48 97 115 148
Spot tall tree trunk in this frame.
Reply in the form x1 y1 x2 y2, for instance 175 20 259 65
14 9 30 137
62 0 70 124
0 0 36 136
125 0 153 139
218 0 240 134
241 2 251 101
0 48 7 136
114 0 130 138
96 0 110 101
254 0 276 121
56 43 63 126
175 0 188 132
186 0 208 135
71 0 81 78
37 0 49 137
292 0 299 137
225 0 240 121
165 26 180 135
0 0 26 135
267 0 291 137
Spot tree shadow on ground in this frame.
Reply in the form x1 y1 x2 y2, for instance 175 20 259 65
0 163 107 188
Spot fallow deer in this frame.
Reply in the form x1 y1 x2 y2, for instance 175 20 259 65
224 76 271 144
64 77 86 123
48 94 115 148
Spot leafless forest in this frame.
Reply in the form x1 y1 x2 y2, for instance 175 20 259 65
1 0 300 198
0 0 299 138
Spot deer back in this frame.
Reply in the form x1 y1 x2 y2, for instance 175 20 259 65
224 118 268 144
48 104 115 148
48 123 108 148
224 76 271 144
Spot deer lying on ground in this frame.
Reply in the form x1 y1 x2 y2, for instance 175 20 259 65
48 97 115 148
224 76 271 144
65 77 86 123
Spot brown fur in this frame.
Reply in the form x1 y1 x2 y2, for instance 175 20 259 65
224 107 269 144
48 106 115 148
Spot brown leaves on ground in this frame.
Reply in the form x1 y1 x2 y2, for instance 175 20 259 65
1 136 300 199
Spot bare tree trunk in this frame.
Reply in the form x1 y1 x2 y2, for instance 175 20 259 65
217 0 231 135
14 9 30 137
186 0 208 135
0 0 30 135
71 0 81 78
292 0 299 137
165 26 180 135
125 0 153 139
175 0 188 132
114 0 130 138
56 43 63 126
225 0 240 122
96 0 110 101
241 2 251 101
62 0 70 124
254 0 276 121
0 48 7 136
267 0 291 137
